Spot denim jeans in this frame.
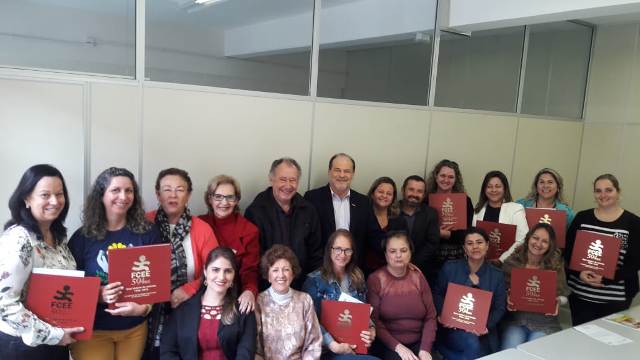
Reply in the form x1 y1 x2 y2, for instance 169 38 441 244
500 325 546 350
436 328 488 360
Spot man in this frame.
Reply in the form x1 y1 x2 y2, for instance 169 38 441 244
245 157 322 290
304 153 378 268
399 175 440 281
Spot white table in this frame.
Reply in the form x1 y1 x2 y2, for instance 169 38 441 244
478 348 542 359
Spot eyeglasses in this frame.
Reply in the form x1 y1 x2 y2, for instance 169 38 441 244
209 193 238 203
331 247 354 256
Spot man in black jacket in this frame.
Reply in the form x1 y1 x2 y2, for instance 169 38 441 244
304 153 379 268
245 157 322 290
399 175 440 281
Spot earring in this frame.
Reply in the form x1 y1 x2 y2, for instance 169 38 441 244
25 203 30 209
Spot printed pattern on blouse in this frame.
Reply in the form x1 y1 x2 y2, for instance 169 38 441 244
0 225 76 346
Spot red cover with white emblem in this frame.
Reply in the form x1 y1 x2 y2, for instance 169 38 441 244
510 268 557 314
440 283 492 334
429 193 467 230
476 221 517 260
524 208 567 248
321 300 371 354
569 230 621 279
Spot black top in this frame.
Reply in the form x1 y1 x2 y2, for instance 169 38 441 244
399 203 440 279
483 205 501 223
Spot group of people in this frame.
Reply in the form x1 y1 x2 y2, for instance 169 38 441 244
0 153 638 360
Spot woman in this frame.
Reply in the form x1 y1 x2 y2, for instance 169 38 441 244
0 164 83 359
255 244 322 360
68 167 159 360
472 171 529 263
365 177 408 273
199 175 259 313
425 160 474 279
303 229 378 359
564 174 640 325
434 228 506 359
367 231 437 360
515 168 575 227
160 247 256 359
501 223 569 349
145 168 219 358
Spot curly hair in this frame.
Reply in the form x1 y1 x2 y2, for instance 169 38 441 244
508 223 562 271
81 167 150 240
260 244 301 280
426 159 466 194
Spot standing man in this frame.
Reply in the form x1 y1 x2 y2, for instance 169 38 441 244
400 175 440 282
245 157 322 290
304 153 378 267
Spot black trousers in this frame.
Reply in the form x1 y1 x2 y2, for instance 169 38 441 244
0 331 69 360
569 294 632 326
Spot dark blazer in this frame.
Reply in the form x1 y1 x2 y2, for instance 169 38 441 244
245 187 323 290
160 289 257 360
303 184 380 267
401 203 440 279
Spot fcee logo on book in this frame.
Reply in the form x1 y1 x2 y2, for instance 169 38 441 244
489 228 502 245
131 255 152 285
525 275 541 297
442 198 454 217
539 214 552 224
458 293 475 315
337 309 352 327
587 240 604 260
51 284 74 311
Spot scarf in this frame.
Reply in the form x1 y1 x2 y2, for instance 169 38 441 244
155 207 191 291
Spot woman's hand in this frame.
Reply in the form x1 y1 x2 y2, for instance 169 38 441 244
105 302 148 317
360 328 375 347
328 341 356 354
470 327 488 336
579 271 604 287
418 350 433 360
545 299 560 316
468 273 480 286
57 327 84 346
238 290 256 313
100 282 123 304
171 287 190 308
506 292 516 312
440 225 454 239
395 343 419 360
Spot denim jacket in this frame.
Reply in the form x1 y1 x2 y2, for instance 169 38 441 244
302 269 368 346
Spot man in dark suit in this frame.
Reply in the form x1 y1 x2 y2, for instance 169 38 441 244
399 175 440 281
304 153 378 268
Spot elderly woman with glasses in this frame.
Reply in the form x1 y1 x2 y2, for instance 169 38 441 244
199 175 260 313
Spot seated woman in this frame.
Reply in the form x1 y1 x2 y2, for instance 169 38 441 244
424 160 474 282
68 167 159 360
365 177 408 273
472 171 529 263
199 175 260 313
434 228 506 360
564 174 640 325
256 244 322 360
501 223 569 349
303 229 378 359
367 231 437 360
0 164 83 359
515 168 575 227
160 247 256 359
144 168 219 358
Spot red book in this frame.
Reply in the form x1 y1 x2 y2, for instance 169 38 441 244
429 193 467 230
476 221 517 260
525 208 567 248
569 230 621 279
25 273 101 340
321 300 371 354
440 283 492 333
108 243 172 306
510 268 557 314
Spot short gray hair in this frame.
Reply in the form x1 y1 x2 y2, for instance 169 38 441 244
269 157 301 178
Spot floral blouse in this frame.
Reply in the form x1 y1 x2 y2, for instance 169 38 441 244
0 225 76 346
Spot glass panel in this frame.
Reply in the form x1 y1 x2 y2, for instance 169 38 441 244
0 0 135 77
521 22 592 119
435 26 525 112
316 0 437 105
146 0 313 95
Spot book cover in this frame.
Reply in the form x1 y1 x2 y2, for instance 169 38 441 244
510 268 557 314
25 274 100 340
475 221 517 260
428 193 467 230
569 230 621 279
524 208 567 248
321 300 371 354
440 283 493 334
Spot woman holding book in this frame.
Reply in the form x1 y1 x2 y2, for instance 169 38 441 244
68 167 160 360
472 171 529 263
303 229 378 359
434 227 506 359
367 231 437 360
424 159 474 281
564 174 640 325
144 168 219 358
160 246 256 359
501 223 569 349
515 168 575 227
255 244 322 360
365 177 407 273
0 164 83 359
